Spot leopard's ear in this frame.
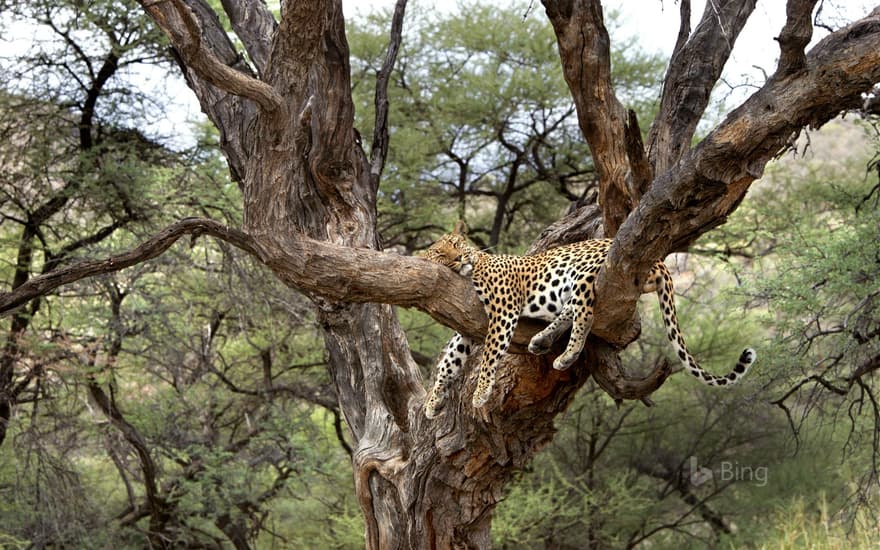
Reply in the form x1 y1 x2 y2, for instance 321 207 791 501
452 219 468 236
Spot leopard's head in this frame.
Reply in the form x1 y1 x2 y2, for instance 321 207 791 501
420 222 477 277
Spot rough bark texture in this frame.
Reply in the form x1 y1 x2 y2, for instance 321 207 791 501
4 0 878 547
645 0 757 177
541 0 631 236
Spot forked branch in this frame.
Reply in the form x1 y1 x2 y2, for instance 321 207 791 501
593 7 880 340
647 0 756 175
138 0 283 111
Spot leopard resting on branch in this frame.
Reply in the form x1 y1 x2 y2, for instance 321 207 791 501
420 222 755 418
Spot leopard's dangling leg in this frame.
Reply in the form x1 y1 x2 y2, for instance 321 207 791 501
424 333 473 418
528 305 574 355
553 280 596 371
471 333 507 408
471 302 522 408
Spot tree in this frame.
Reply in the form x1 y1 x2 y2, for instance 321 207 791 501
720 120 880 510
2 0 880 547
0 4 347 545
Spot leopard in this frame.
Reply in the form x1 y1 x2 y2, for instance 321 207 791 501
420 223 755 418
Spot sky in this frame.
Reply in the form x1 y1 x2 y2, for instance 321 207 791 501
343 0 875 98
123 1 880 147
5 1 873 148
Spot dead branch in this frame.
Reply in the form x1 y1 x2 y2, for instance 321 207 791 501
624 109 653 201
370 0 408 189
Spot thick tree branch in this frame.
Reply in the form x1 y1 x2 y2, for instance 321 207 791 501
219 0 277 76
243 0 366 237
138 0 283 112
0 211 649 387
265 0 326 99
777 0 818 76
540 0 631 234
0 216 476 355
671 0 692 61
589 343 671 404
647 0 757 176
595 8 880 339
141 0 265 182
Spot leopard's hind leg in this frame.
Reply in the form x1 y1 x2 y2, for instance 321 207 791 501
424 333 473 418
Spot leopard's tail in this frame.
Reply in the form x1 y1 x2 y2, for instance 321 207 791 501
653 263 755 386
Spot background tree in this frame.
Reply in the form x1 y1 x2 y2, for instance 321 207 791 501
0 0 171 446
0 0 878 548
349 5 664 252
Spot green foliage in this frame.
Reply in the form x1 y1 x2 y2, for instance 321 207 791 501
0 226 355 546
708 122 880 437
349 1 665 251
750 163 877 374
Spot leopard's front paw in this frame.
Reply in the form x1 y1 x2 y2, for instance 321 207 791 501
552 353 577 371
528 333 552 355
